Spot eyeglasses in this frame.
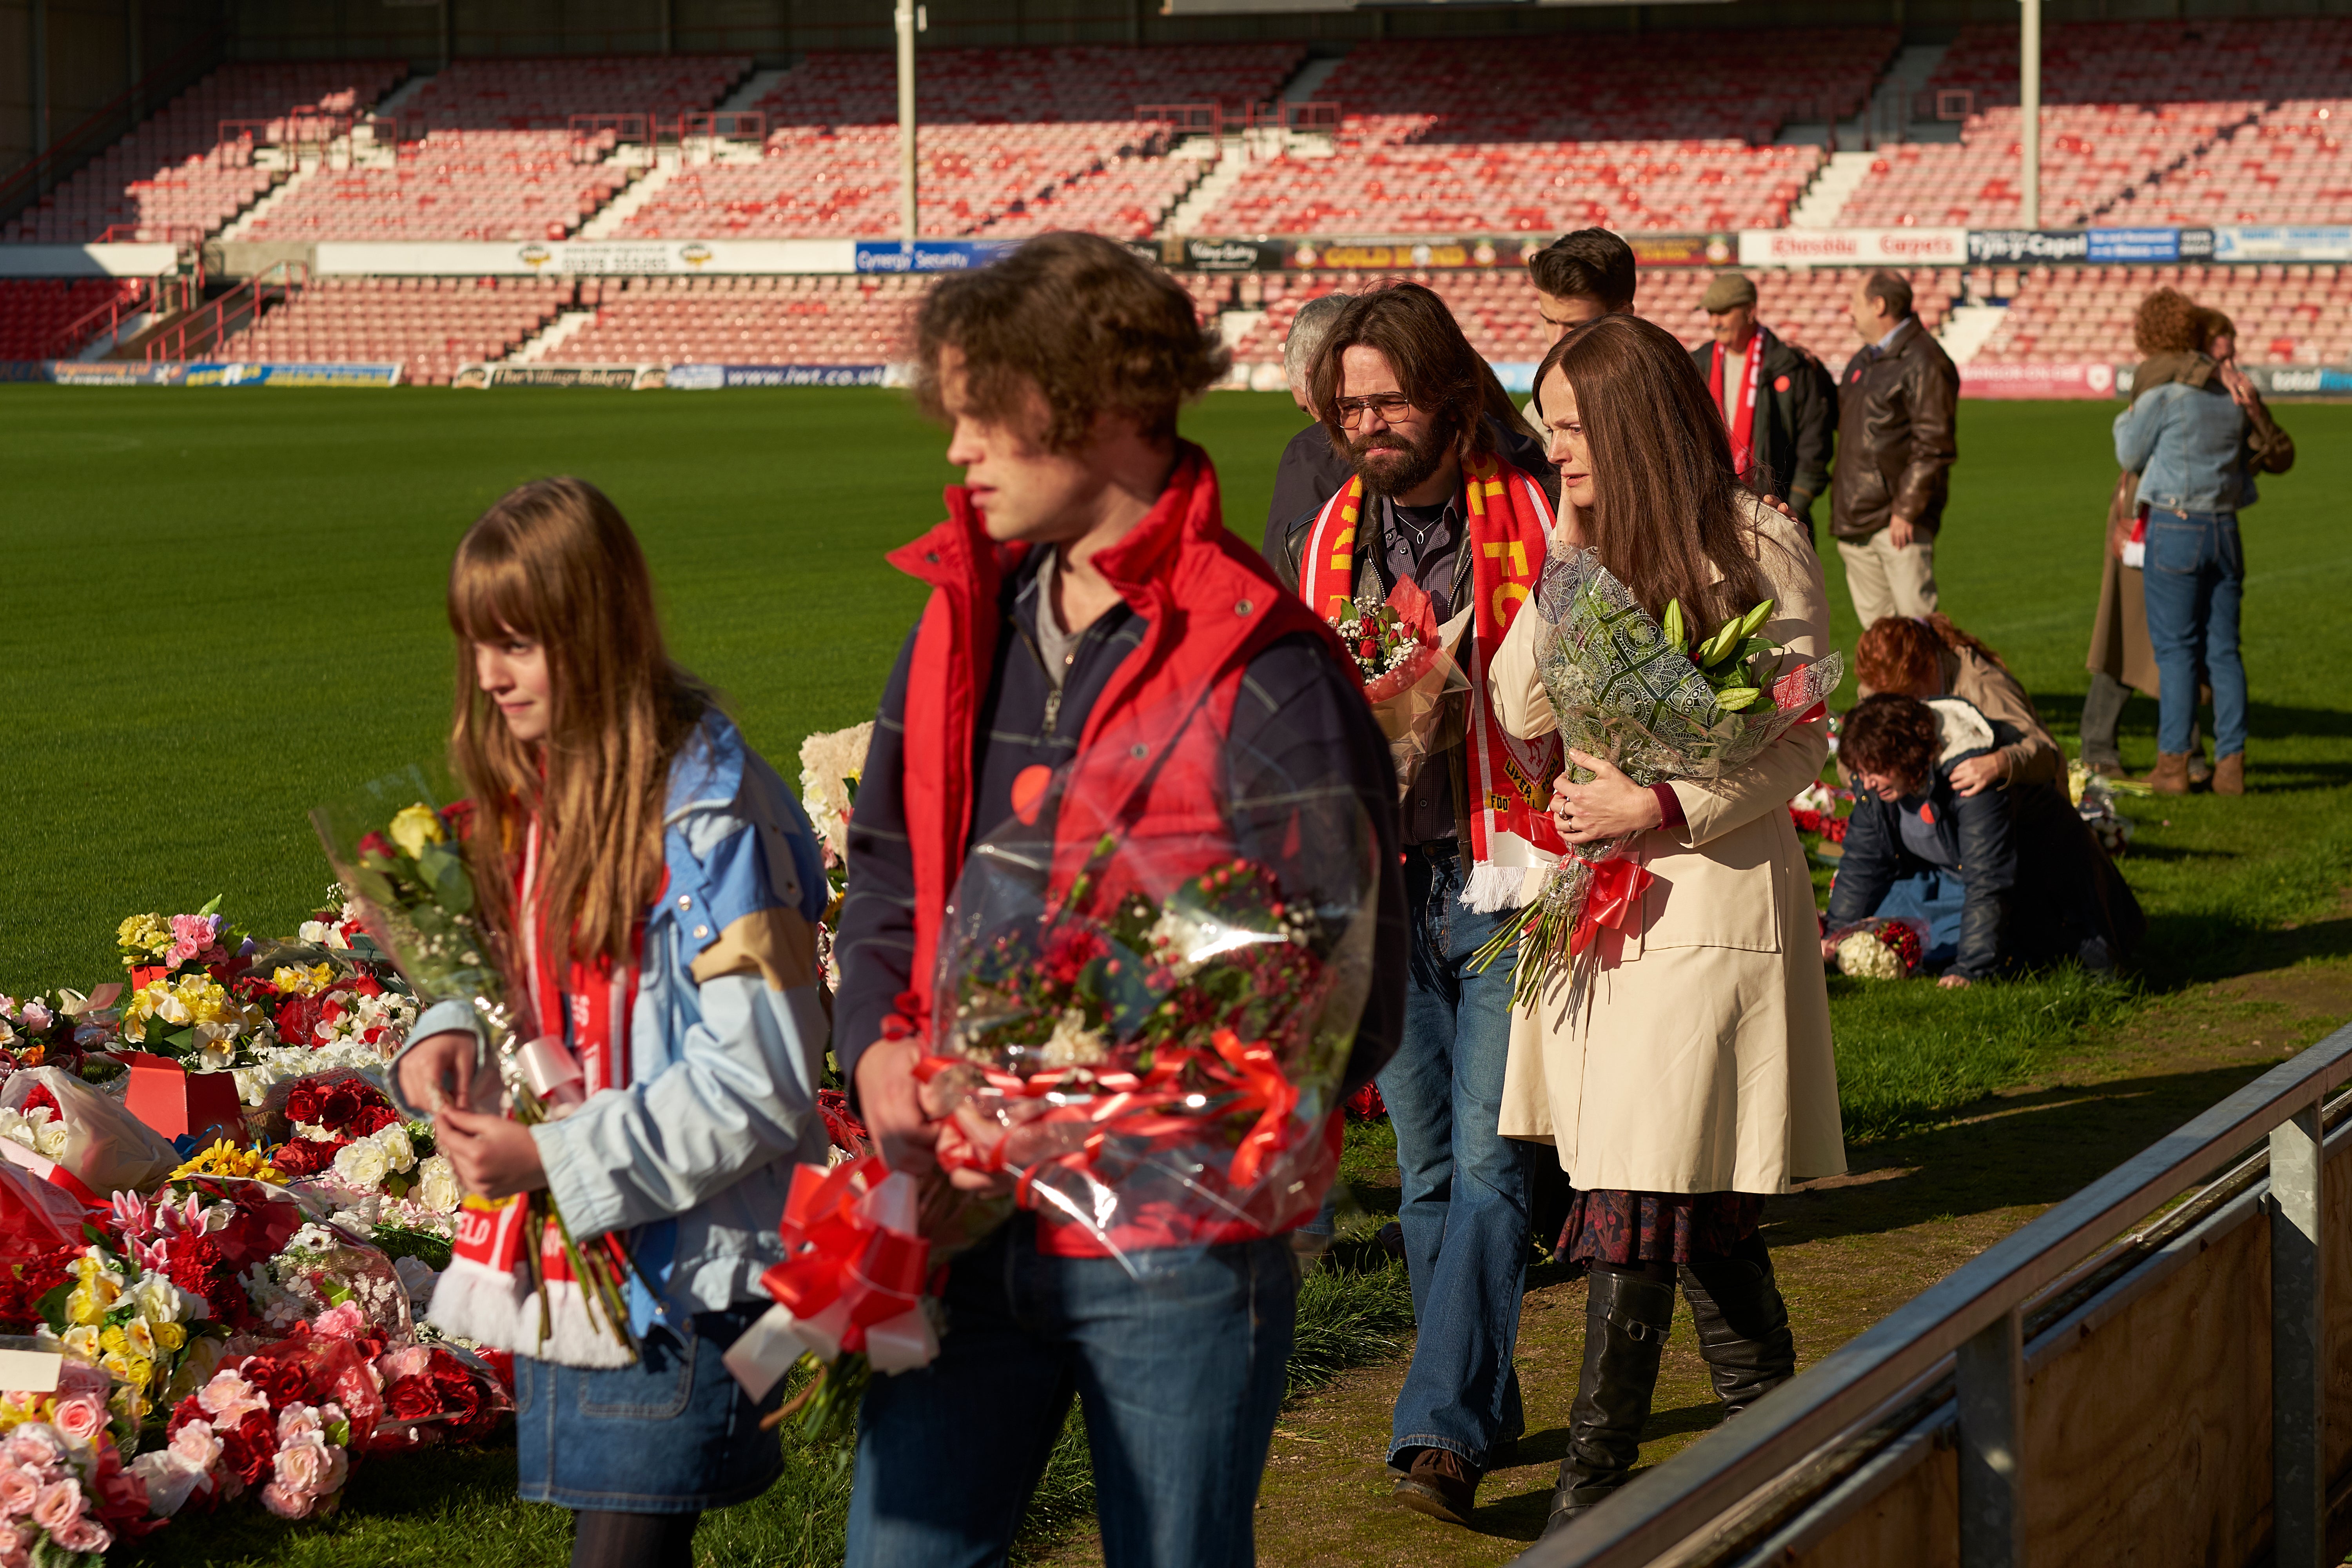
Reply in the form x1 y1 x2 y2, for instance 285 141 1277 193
1333 394 1417 426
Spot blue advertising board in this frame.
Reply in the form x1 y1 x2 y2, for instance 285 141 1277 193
668 364 893 389
182 361 403 387
2083 227 2181 263
0 360 188 384
852 240 1018 274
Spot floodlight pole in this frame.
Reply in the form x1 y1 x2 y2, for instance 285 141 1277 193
897 0 918 242
2020 0 2041 229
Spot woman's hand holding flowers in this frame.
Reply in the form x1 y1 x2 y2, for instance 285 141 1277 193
434 1107 547 1199
1551 749 1665 844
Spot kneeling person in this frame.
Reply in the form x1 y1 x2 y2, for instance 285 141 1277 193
1828 693 2142 985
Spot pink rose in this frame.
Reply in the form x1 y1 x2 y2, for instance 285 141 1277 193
274 1403 321 1443
0 1521 29 1568
270 1432 341 1500
47 1396 106 1446
197 1370 266 1428
0 1469 37 1519
376 1345 432 1383
309 1302 365 1340
0 1433 60 1476
259 1480 316 1520
48 1515 107 1555
167 1421 223 1473
53 1364 109 1401
26 1479 78 1534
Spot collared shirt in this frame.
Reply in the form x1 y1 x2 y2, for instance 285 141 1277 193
1366 494 1466 845
1872 317 1915 359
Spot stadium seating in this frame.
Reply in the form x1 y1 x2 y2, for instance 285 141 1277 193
394 56 751 131
1227 266 1955 368
614 123 1178 240
1971 262 2352 366
555 274 927 364
232 131 634 243
210 275 571 385
0 278 145 359
608 45 1298 239
2105 99 2352 226
1830 17 2352 227
1 61 408 243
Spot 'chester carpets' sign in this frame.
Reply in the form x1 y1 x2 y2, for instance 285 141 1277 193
1740 227 1969 268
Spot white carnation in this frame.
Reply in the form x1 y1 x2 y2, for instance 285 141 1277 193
1836 931 1904 981
333 1139 391 1188
376 1125 417 1174
1039 1007 1107 1069
415 1155 461 1214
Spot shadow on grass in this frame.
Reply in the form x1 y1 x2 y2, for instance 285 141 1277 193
1771 1057 2295 1249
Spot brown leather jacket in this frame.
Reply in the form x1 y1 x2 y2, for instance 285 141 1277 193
1830 319 1960 543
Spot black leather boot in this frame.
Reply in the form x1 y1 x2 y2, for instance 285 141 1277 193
1542 1269 1676 1539
1681 1238 1796 1416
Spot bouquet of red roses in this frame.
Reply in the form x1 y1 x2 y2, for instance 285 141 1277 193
1826 915 1929 981
919 772 1379 1271
1327 576 1470 800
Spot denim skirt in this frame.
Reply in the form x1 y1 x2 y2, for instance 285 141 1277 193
513 1304 785 1513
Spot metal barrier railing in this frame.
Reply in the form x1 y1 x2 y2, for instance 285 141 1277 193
1521 1018 2352 1568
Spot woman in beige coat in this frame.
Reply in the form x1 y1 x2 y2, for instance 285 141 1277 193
1494 315 1845 1538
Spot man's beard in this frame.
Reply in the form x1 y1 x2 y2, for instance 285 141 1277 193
1348 425 1448 498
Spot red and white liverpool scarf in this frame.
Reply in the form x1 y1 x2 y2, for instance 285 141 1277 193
430 818 644 1368
1709 328 1766 482
1300 455 1566 910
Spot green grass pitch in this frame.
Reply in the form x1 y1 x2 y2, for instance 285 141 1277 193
5 385 2350 1564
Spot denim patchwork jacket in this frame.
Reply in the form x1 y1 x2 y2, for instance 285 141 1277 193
390 710 830 1332
2114 379 2251 515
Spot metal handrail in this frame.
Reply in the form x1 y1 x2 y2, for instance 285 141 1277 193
143 261 305 365
1521 1018 2352 1568
41 276 155 359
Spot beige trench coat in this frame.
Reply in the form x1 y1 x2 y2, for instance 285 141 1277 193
1490 501 1847 1194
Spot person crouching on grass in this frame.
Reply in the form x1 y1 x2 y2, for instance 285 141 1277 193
1491 314 1846 1538
831 232 1406 1567
1825 693 2141 986
392 478 833 1568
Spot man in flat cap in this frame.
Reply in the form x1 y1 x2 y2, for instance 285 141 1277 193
1690 270 1835 541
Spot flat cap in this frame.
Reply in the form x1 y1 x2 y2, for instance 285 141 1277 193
1701 271 1759 312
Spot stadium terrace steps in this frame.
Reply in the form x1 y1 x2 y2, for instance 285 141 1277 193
1165 142 1249 238
212 274 572 385
512 307 599 363
576 163 677 240
217 165 317 243
719 69 793 114
1938 303 2011 367
1790 151 1878 228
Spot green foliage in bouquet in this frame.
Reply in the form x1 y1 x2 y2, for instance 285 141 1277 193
1662 595 1780 716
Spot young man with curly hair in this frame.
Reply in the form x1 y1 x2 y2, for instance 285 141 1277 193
832 232 1406 1565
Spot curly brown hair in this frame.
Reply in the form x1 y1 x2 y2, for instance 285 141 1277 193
1855 613 2014 694
911 231 1227 452
1841 693 1940 789
2132 287 2204 358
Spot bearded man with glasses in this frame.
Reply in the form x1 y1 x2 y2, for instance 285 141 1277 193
1292 282 1566 1526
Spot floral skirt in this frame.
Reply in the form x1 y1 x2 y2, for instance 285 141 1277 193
1557 1189 1766 1265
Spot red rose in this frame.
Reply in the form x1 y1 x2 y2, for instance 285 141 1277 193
244 1355 310 1408
350 1101 400 1137
440 799 477 842
356 830 397 863
220 1411 276 1486
351 974 384 998
383 1376 441 1423
19 1084 59 1118
319 1083 363 1131
283 1082 325 1124
267 1137 345 1179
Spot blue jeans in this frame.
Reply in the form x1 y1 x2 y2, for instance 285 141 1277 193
845 1215 1296 1567
2141 508 2247 758
1872 869 1966 969
513 1306 784 1512
1377 843 1531 1472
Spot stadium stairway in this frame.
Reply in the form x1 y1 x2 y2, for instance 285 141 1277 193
1937 301 2010 365
511 307 599 362
577 164 675 239
217 167 318 243
719 69 791 113
1789 151 1877 226
1164 141 1249 237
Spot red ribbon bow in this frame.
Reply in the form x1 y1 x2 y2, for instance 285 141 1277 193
756 1156 930 1356
1570 857 1655 958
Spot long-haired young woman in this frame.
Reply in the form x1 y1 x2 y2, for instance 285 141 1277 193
390 477 830 1568
1488 314 1847 1536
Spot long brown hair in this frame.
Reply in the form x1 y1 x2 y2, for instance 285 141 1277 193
1856 613 2014 693
1309 281 1496 467
447 477 710 974
1535 313 1774 638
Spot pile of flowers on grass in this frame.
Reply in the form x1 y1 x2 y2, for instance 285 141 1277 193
0 894 508 1556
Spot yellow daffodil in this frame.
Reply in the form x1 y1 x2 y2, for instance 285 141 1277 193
389 802 445 859
167 1140 284 1184
270 962 338 998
